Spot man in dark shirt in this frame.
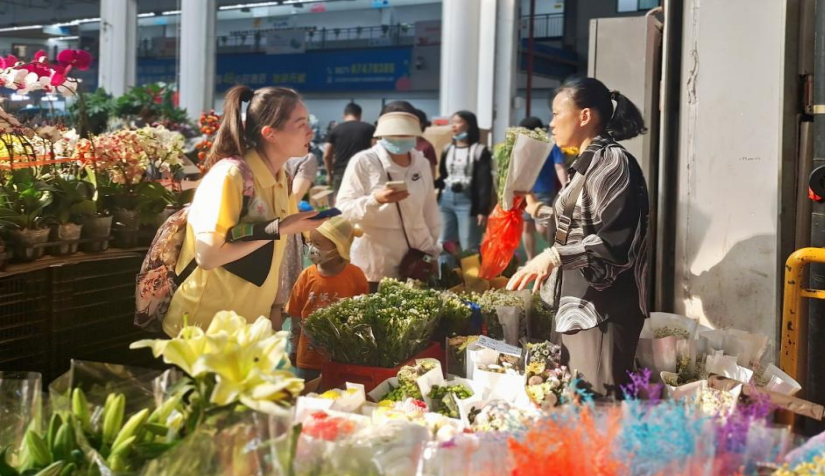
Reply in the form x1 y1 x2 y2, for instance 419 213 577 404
323 102 375 195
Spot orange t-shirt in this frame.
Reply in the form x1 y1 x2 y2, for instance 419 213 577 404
286 263 369 370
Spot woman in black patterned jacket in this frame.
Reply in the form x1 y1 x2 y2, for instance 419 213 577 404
508 77 650 397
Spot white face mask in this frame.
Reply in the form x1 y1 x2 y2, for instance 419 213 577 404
307 244 338 265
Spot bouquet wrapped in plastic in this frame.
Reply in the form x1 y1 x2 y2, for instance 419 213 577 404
480 127 553 279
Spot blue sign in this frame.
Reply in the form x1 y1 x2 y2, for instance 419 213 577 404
132 47 413 93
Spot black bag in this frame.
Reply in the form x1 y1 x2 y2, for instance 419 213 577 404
388 170 437 282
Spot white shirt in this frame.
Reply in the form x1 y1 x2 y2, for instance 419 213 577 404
336 144 442 282
444 145 473 187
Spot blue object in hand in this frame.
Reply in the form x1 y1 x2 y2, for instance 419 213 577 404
298 200 314 212
310 208 342 220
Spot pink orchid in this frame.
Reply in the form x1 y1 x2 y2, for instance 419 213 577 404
57 49 92 71
52 49 92 86
3 55 19 68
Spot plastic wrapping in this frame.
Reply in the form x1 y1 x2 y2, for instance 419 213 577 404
500 133 554 212
140 409 295 476
0 372 42 465
479 200 524 280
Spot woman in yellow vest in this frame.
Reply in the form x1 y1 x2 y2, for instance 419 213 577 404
164 85 324 336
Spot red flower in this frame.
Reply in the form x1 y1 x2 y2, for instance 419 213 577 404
2 55 18 68
57 49 92 70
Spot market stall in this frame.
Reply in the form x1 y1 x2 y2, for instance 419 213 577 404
1 49 825 476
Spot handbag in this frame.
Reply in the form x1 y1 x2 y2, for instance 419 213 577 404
538 169 586 311
387 170 437 282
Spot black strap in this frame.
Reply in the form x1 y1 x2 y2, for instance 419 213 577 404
175 260 198 286
175 192 255 287
554 171 586 246
387 170 413 251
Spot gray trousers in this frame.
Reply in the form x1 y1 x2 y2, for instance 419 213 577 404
560 317 644 398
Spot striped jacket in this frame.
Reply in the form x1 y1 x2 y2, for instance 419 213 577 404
537 134 650 331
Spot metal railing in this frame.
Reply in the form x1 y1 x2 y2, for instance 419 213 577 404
520 13 564 40
135 13 563 59
138 23 416 58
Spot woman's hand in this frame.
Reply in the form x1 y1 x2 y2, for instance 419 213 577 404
507 250 556 294
280 211 325 235
477 214 487 227
373 188 410 204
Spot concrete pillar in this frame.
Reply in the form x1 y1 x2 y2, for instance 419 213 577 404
492 0 519 144
439 0 481 117
476 0 497 134
99 0 137 96
179 0 216 121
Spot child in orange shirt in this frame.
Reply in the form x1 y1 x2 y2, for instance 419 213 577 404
286 216 369 380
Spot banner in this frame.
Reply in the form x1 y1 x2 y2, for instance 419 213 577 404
265 29 306 55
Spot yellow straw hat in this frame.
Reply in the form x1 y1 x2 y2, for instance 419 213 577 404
317 216 363 261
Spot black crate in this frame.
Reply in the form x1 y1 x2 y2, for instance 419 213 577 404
51 331 160 377
51 313 144 369
0 351 49 376
0 269 50 334
51 294 136 331
50 256 142 331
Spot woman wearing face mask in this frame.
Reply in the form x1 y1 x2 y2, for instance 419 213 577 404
336 107 441 290
508 77 650 398
435 111 493 257
286 217 368 379
163 85 325 336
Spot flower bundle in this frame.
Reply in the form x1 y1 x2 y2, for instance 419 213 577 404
136 125 185 176
303 278 444 368
473 288 528 341
131 310 304 416
492 126 552 206
427 384 474 418
0 49 91 96
92 130 149 185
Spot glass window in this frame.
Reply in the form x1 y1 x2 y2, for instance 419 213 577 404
618 0 661 12
617 0 638 12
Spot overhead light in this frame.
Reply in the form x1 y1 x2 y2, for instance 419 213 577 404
219 2 286 10
162 10 181 15
51 35 79 41
0 24 44 32
138 12 156 18
53 17 99 27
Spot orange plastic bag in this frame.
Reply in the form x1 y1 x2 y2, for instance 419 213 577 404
479 196 524 279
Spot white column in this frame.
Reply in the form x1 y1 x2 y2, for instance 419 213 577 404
99 0 137 97
179 0 216 121
476 0 497 136
492 0 519 144
439 0 481 117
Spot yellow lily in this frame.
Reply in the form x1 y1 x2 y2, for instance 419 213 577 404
130 325 209 377
132 312 303 414
197 320 303 415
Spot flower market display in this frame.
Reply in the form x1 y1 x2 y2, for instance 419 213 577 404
3 49 825 476
0 292 821 475
0 49 198 263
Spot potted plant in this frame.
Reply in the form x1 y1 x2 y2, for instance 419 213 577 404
0 170 55 262
45 175 96 256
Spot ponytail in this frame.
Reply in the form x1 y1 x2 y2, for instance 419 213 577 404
606 90 647 141
206 84 302 168
555 77 647 142
207 85 253 167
